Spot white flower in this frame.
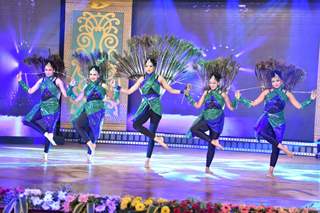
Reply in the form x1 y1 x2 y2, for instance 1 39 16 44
31 196 43 206
58 191 66 201
45 191 53 196
50 201 61 211
41 203 50 210
43 193 53 202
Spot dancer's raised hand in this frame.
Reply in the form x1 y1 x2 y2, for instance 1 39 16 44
310 90 317 100
69 79 77 87
16 72 22 82
235 90 241 99
184 83 192 95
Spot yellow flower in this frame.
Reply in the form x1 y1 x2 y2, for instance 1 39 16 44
120 201 128 210
135 202 146 212
122 195 132 202
161 206 170 213
131 196 143 207
157 198 168 204
120 195 132 209
144 198 153 206
135 196 143 201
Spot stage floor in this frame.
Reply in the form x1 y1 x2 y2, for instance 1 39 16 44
0 143 319 208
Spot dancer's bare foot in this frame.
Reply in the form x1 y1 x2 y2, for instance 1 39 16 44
267 166 275 178
154 136 168 149
145 158 151 169
283 145 294 158
287 152 294 158
284 145 294 158
211 139 224 150
87 141 96 155
44 132 57 146
266 172 275 178
43 153 48 162
205 167 214 175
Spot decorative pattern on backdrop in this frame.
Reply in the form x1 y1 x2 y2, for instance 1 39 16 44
61 0 132 130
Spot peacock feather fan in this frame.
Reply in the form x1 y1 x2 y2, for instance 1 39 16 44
194 56 239 92
72 50 109 82
24 53 65 78
112 35 202 86
255 58 305 91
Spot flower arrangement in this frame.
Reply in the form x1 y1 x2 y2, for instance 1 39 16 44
0 187 318 213
118 196 318 213
0 186 120 213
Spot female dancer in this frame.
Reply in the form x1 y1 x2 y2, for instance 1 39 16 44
185 58 239 174
68 52 118 162
236 60 317 177
118 57 186 168
113 35 201 168
17 55 67 161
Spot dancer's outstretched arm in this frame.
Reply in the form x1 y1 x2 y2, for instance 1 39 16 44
250 90 269 107
158 75 183 95
120 76 144 95
235 89 269 107
16 72 42 94
286 90 317 109
188 91 207 109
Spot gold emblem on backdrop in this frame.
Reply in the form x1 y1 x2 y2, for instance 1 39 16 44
89 0 112 9
76 11 120 55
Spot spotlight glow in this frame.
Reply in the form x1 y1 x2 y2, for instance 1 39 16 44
235 51 245 58
239 67 254 73
0 51 19 72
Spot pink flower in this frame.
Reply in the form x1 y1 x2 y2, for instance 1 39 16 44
65 195 76 202
239 204 249 213
63 195 76 212
255 205 264 209
63 201 71 212
221 203 231 213
265 207 274 213
78 194 89 203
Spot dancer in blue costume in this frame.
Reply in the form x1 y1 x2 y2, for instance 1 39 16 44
236 59 317 177
185 58 239 174
17 55 67 161
118 58 186 168
113 35 201 168
68 52 118 162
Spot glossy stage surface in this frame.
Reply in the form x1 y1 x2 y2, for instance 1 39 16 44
0 143 319 208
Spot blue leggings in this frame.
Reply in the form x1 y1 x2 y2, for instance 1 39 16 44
23 110 51 153
191 119 219 168
257 122 280 167
133 108 161 158
73 111 96 155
